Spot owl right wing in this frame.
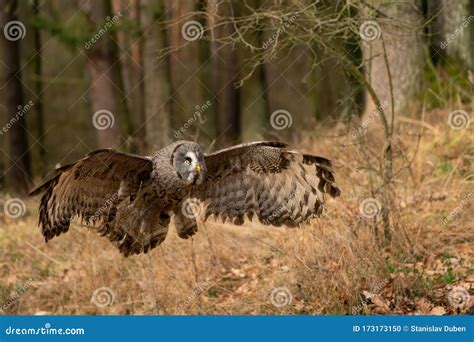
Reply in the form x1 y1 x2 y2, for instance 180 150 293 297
188 141 340 228
29 149 170 256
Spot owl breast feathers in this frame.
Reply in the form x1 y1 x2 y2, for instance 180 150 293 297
30 141 340 256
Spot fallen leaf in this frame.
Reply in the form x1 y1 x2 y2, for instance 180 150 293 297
416 298 432 314
371 294 390 312
430 306 446 315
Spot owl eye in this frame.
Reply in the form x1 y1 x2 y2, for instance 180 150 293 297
184 157 192 165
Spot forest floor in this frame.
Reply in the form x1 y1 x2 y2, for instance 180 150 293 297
0 110 472 315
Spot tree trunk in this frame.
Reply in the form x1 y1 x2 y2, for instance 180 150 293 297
428 0 471 67
208 0 240 146
129 0 147 152
112 0 146 153
141 0 171 150
0 0 32 195
362 0 424 122
166 0 202 139
253 4 272 135
81 0 120 149
32 0 46 177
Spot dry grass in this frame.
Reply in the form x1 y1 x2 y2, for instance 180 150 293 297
0 111 472 315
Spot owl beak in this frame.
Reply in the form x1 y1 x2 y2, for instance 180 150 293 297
189 162 204 185
194 163 201 174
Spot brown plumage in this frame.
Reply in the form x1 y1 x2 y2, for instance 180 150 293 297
30 141 340 256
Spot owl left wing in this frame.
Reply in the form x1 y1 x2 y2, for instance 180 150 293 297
189 141 340 227
29 149 169 256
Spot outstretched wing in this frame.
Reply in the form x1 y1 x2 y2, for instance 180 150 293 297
30 149 169 256
190 141 340 228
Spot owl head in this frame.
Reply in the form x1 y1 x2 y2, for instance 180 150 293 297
172 142 207 185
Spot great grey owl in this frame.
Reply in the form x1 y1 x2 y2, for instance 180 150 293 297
30 141 340 256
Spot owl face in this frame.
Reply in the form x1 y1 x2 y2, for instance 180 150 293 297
173 143 207 185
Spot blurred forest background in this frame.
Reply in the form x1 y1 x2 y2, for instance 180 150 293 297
0 0 471 194
0 0 472 315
